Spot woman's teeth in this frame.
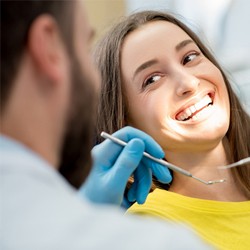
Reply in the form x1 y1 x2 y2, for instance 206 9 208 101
176 95 213 121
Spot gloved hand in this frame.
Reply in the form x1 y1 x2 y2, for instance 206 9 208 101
79 126 172 207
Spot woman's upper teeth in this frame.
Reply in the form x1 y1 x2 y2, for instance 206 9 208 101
176 95 212 121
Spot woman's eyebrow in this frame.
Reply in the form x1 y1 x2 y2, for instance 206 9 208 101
133 59 158 80
132 40 194 80
175 39 194 51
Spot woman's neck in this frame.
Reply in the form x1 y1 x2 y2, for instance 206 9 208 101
166 139 247 201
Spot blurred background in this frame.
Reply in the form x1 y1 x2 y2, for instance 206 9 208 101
85 0 250 113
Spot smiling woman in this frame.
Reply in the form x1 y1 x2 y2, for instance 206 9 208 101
94 10 250 250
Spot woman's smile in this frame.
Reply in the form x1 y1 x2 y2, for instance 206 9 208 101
175 92 214 122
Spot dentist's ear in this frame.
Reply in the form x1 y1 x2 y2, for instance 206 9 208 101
27 14 68 84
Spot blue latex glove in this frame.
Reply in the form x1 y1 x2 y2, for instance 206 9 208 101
79 126 172 207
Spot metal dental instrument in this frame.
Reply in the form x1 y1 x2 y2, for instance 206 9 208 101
218 157 250 169
101 132 226 185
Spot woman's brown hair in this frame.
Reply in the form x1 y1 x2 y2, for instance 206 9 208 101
94 10 250 198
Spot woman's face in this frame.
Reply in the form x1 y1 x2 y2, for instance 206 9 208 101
121 21 230 153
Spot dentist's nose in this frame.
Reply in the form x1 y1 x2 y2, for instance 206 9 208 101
174 70 200 97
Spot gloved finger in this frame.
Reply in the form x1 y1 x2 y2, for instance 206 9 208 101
133 163 152 204
142 158 172 184
112 126 165 159
108 138 145 190
92 126 165 168
121 196 134 209
127 181 137 202
91 140 124 167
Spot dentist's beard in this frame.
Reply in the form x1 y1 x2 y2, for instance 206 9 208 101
59 55 97 188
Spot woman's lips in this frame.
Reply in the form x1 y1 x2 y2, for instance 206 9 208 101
175 94 213 121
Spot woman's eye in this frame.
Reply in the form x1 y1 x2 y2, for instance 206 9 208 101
143 75 162 87
182 52 200 65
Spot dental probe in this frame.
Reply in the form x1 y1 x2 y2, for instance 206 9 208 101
218 157 250 169
101 132 226 185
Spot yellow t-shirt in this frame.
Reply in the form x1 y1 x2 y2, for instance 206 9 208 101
127 189 250 250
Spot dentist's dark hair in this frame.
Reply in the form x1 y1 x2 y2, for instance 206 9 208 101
1 0 74 111
94 10 250 198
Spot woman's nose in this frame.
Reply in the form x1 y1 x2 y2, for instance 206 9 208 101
174 69 200 97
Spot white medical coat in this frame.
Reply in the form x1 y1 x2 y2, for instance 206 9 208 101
0 135 213 250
